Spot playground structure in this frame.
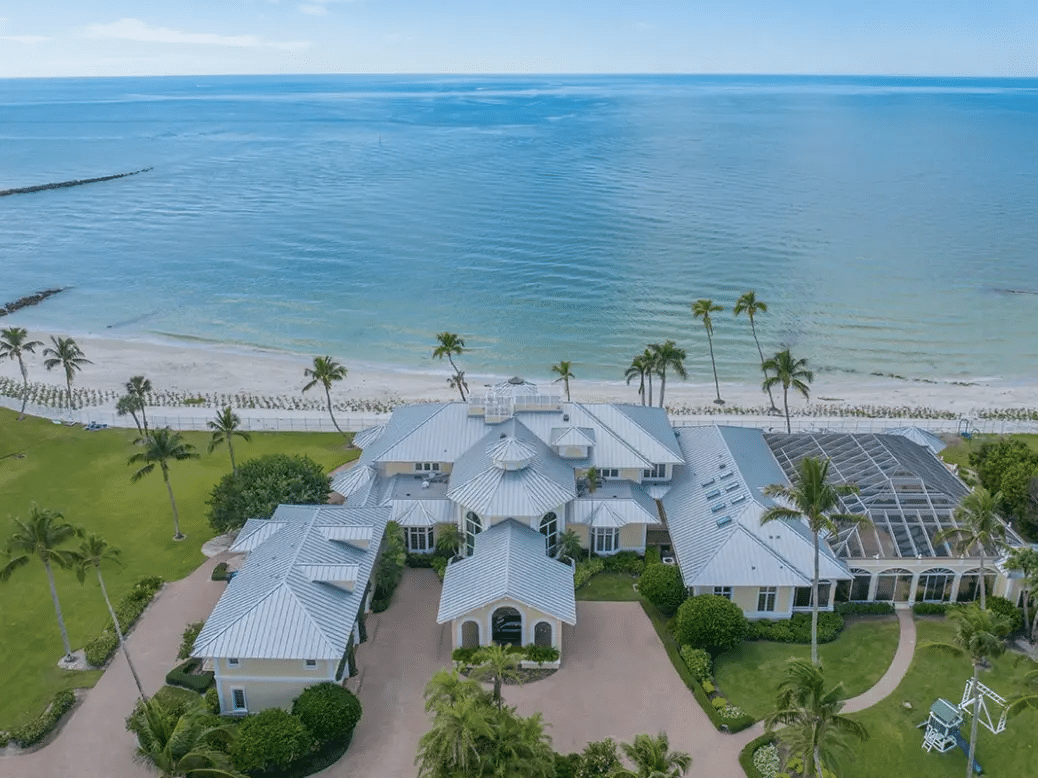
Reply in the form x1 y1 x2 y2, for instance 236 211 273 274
920 678 1008 774
958 418 980 440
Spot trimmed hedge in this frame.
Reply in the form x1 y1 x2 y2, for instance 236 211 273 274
178 621 204 660
691 677 756 733
524 644 560 663
11 690 75 747
745 612 845 644
204 686 220 714
739 731 778 778
676 595 749 652
85 576 164 667
85 631 119 667
211 562 230 581
166 659 215 693
405 552 435 568
679 645 712 682
600 551 645 576
451 644 557 665
836 601 895 616
232 708 314 773
638 563 687 615
913 602 952 616
573 558 605 589
292 683 362 746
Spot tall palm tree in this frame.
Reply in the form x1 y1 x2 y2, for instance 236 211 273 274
762 349 813 434
934 487 1006 610
551 360 575 402
0 326 43 420
207 406 251 477
132 698 244 778
125 375 153 434
471 643 523 711
42 336 92 411
447 370 468 401
612 732 692 778
642 347 658 407
1005 546 1038 642
302 355 348 436
129 428 200 540
762 456 869 666
924 604 1011 778
0 506 83 660
692 299 725 405
625 354 649 406
416 693 493 778
649 340 687 409
764 659 869 778
733 291 779 413
74 534 147 699
116 394 144 434
433 332 468 401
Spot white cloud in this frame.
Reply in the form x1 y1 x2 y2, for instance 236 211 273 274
83 18 309 50
300 4 329 16
0 35 50 43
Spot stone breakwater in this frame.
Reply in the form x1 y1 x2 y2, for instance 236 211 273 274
0 288 65 317
0 168 153 197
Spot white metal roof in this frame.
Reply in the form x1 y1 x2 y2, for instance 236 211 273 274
570 482 661 527
331 464 377 498
436 519 577 625
352 424 386 450
549 426 596 447
231 519 286 553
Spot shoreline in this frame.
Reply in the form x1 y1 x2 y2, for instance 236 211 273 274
1 329 1036 419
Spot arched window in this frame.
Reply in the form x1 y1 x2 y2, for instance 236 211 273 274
491 606 522 646
875 568 913 602
534 621 553 648
461 620 480 649
957 569 997 603
465 511 482 555
916 568 955 602
540 512 558 556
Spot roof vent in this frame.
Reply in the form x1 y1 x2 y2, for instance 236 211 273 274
716 515 733 528
421 481 430 489
563 414 570 422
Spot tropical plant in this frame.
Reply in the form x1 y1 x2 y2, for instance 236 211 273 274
625 354 650 406
762 456 869 665
649 340 687 408
583 466 602 495
1005 546 1038 642
131 697 244 778
552 360 576 402
575 738 621 777
435 523 465 558
125 375 153 433
733 291 778 412
554 529 583 564
675 594 748 652
74 533 147 698
612 731 692 778
423 667 493 713
924 604 1011 778
302 355 348 436
470 643 523 711
116 393 145 434
933 487 1006 610
638 562 687 615
207 406 251 477
433 332 468 401
129 428 200 540
485 707 556 778
292 682 362 745
0 326 43 420
763 659 869 778
206 454 330 534
42 335 92 411
1006 667 1038 719
447 370 468 401
692 298 725 405
416 692 494 777
0 505 83 661
231 708 314 773
762 349 814 433
373 520 407 607
642 347 659 407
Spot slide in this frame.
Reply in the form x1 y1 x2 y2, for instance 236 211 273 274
953 732 983 774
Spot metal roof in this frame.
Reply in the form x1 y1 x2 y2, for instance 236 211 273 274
549 426 596 447
570 482 661 527
436 519 577 625
331 464 377 498
192 505 389 661
352 424 386 450
885 427 948 454
231 519 286 553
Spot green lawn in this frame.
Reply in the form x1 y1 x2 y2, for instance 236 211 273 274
575 572 641 601
844 618 1038 778
0 408 355 731
939 433 1038 471
714 617 901 719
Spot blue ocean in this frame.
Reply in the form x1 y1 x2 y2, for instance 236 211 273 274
1 74 1037 383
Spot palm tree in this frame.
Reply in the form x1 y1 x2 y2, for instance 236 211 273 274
433 332 468 401
0 506 83 660
435 524 465 559
423 667 491 712
302 355 348 436
125 375 152 434
129 428 200 540
1007 668 1038 720
584 465 602 495
471 643 523 711
0 326 43 420
447 370 468 401
487 708 556 778
625 354 649 406
692 299 725 405
42 336 92 411
934 487 1006 610
924 604 1011 778
132 697 244 778
1005 546 1038 642
416 693 493 778
612 732 692 778
554 529 583 564
207 407 251 477
551 360 575 402
649 340 688 409
762 349 813 434
762 456 869 666
733 291 779 413
74 534 146 698
764 659 869 778
116 393 145 434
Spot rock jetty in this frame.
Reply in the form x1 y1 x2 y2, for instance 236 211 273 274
0 168 153 198
0 288 65 317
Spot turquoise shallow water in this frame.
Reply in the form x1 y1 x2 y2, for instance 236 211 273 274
1 74 1037 383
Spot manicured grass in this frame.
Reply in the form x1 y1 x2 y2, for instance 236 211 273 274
940 433 1038 471
0 408 355 731
714 617 901 719
575 572 641 601
844 618 1038 778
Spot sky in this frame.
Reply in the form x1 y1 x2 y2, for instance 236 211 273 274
0 1 1036 79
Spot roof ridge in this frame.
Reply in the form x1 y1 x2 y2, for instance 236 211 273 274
738 522 813 585
577 404 652 468
377 403 452 459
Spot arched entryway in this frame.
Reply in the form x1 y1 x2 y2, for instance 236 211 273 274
491 606 522 646
461 620 480 649
534 621 553 648
875 568 913 602
957 569 996 603
916 568 954 602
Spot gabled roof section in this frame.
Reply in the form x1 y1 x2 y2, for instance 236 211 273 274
192 505 389 661
352 424 386 450
570 481 661 527
689 525 813 587
331 464 377 499
549 426 596 447
437 519 577 624
231 518 286 553
363 403 487 464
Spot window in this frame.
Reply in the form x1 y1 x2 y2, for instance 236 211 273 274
592 527 619 554
539 512 558 556
305 659 317 668
794 583 832 608
534 621 553 648
917 568 954 603
407 526 434 553
713 586 732 600
598 468 619 479
465 511 482 555
849 570 872 601
231 688 247 711
414 462 440 472
228 658 240 667
643 464 666 480
757 587 777 612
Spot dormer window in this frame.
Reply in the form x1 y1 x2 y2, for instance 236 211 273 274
598 468 619 479
643 464 666 480
415 462 440 472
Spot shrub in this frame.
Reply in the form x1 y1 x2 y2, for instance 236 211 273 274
988 595 1024 632
644 547 661 566
524 644 560 663
211 562 230 581
745 612 845 644
739 732 778 778
165 659 215 693
232 709 315 773
836 601 895 616
573 558 605 589
601 551 644 575
711 696 728 710
11 690 75 747
85 575 165 667
675 595 749 653
452 647 481 665
406 552 434 568
207 454 331 533
913 602 952 616
701 679 715 695
371 521 406 611
751 740 781 778
0 732 7 748
575 738 621 777
178 621 204 660
555 752 582 778
638 564 687 615
292 683 362 746
204 686 220 714
431 555 448 582
85 631 119 667
679 645 712 682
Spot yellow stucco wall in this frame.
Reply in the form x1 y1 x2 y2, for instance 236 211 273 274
217 657 336 679
569 523 590 546
449 597 563 650
216 658 338 714
618 523 645 550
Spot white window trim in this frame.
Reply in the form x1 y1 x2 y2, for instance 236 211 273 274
414 462 440 472
713 586 733 600
407 526 434 553
231 688 247 712
591 527 619 554
757 586 777 612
